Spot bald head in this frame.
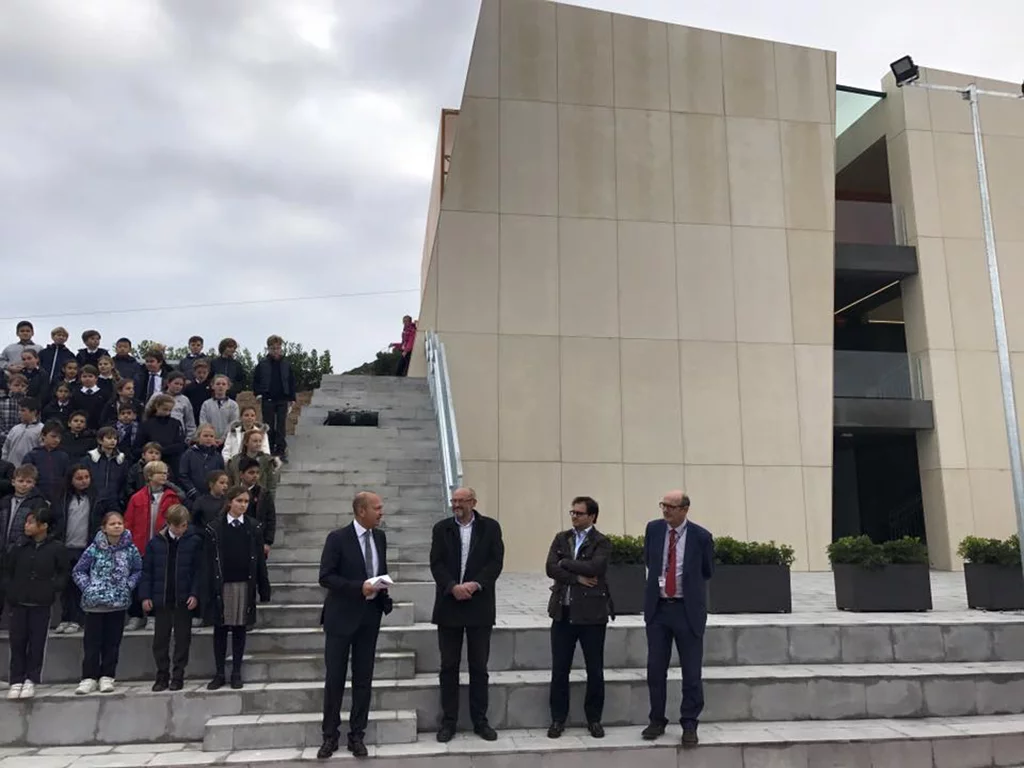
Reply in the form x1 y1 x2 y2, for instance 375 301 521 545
660 490 690 526
353 491 383 529
450 486 477 523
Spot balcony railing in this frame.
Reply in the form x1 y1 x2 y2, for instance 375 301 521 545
834 350 921 400
835 200 907 247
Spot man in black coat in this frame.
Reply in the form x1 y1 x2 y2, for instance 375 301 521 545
429 487 504 743
545 496 612 739
317 492 393 759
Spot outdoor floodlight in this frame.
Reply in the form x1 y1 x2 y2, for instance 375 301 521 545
890 56 920 87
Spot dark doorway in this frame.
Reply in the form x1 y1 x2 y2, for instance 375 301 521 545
832 432 925 543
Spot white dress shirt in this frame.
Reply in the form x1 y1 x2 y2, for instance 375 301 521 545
660 521 688 598
354 519 379 578
457 514 474 582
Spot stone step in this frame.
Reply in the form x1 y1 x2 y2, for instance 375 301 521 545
203 709 418 752
281 459 442 474
247 650 417 682
288 444 441 462
275 513 443 536
277 474 442 489
257 602 413 628
267 561 319 582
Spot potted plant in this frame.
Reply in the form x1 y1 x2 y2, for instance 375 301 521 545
959 534 1024 610
828 535 932 612
606 534 645 615
708 537 794 613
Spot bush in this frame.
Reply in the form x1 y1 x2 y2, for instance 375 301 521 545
958 534 1022 566
344 348 403 376
827 535 929 569
607 534 644 565
714 537 795 567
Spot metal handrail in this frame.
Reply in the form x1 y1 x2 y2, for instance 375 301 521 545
425 331 463 497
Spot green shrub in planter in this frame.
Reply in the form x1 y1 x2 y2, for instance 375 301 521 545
605 534 645 615
958 535 1024 610
710 537 794 614
827 536 932 612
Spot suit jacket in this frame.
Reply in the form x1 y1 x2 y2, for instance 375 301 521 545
545 527 612 625
430 511 504 628
319 522 393 636
643 519 714 635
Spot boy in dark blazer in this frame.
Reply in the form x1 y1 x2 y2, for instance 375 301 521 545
641 491 714 748
317 492 393 759
429 487 504 743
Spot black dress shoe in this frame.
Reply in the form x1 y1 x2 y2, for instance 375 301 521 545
168 679 184 691
474 723 498 741
151 678 169 692
348 738 368 758
230 675 243 690
316 738 338 760
547 722 565 739
681 728 699 748
206 675 225 691
436 723 456 743
641 722 666 740
587 722 605 739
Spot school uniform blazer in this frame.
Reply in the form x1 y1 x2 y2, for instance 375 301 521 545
429 511 504 628
642 519 714 636
318 522 393 636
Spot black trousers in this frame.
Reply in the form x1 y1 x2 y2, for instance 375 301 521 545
153 604 193 681
322 617 381 742
8 603 50 684
394 352 411 377
262 399 289 456
213 625 247 677
646 600 705 729
82 610 126 680
438 625 492 728
549 619 607 724
61 550 85 625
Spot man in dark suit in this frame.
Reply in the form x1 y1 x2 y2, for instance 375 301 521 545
642 490 714 747
544 495 612 739
429 486 504 743
317 491 393 759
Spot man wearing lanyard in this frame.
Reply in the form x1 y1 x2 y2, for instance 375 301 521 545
544 496 612 739
641 491 714 747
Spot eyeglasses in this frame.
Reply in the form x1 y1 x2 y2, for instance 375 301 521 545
659 502 684 511
569 510 593 518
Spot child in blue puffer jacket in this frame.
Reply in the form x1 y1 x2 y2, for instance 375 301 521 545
71 511 142 695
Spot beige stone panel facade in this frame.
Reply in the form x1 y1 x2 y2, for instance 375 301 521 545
721 34 778 119
441 332 498 462
612 14 669 111
440 98 499 214
560 337 622 464
787 230 834 346
435 212 499 334
680 341 743 465
743 466 809 568
499 0 556 102
794 344 834 468
461 460 499 526
683 464 746 540
558 104 617 219
780 121 835 232
555 2 614 107
920 468 973 569
901 238 955 354
933 132 983 240
561 463 625 535
737 343 802 467
498 335 560 462
667 26 723 115
617 221 678 339
615 108 674 223
676 224 735 342
464 0 499 99
726 117 786 228
984 135 1024 242
915 349 967 471
957 349 1010 470
944 238 996 352
621 340 684 464
498 461 562 571
980 95 1024 139
773 44 831 125
499 100 558 216
969 469 1015 539
801 466 832 571
498 214 559 336
825 51 836 123
732 227 793 344
998 241 1024 352
623 463 685 536
903 131 944 240
558 218 619 338
882 72 931 137
671 113 730 225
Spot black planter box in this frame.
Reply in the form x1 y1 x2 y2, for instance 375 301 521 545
708 564 792 614
833 563 932 612
606 563 646 616
964 563 1024 611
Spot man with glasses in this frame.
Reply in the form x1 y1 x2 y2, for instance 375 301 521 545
429 487 505 743
641 491 714 748
544 496 612 739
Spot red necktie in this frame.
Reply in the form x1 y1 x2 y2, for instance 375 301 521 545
665 528 678 597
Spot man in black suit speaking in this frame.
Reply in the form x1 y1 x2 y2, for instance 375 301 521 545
430 486 504 743
317 491 393 759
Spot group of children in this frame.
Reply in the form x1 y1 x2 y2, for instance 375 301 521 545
1 324 291 699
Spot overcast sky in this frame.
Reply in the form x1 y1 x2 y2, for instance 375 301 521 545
0 0 1019 371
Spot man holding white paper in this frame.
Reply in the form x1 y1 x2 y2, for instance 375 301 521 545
317 491 393 759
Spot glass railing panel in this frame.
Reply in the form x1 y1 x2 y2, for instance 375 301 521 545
835 200 906 246
834 350 915 400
